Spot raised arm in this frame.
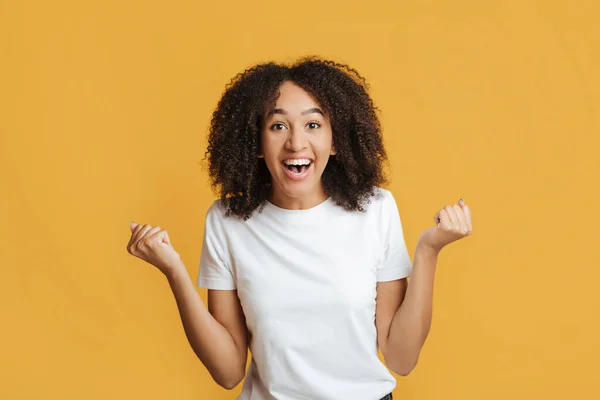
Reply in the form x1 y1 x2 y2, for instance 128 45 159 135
126 222 248 389
166 267 248 389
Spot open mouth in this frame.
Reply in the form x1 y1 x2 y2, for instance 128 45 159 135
282 158 313 180
283 159 311 173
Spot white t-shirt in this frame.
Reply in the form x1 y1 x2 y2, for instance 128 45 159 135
197 187 413 400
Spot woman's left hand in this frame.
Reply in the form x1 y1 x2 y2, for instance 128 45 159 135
417 199 473 254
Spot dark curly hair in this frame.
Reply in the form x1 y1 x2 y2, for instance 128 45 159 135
205 56 389 220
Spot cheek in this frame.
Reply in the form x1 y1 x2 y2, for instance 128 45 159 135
260 133 275 155
315 132 334 158
260 134 282 166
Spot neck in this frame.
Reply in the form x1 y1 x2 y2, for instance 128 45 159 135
268 185 329 210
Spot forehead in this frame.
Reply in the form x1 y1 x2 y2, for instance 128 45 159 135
272 81 321 110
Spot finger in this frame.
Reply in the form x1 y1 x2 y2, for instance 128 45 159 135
127 222 144 251
444 205 459 228
143 226 162 242
133 224 153 245
452 204 469 235
437 208 450 229
463 204 473 233
130 221 138 232
127 225 134 251
162 230 172 246
148 228 172 247
458 199 472 228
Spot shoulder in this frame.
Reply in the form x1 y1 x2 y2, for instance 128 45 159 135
206 198 227 217
204 199 231 232
205 198 252 232
368 187 397 210
363 187 404 227
342 187 397 224
204 199 225 222
372 186 394 200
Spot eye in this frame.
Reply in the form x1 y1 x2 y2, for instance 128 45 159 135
307 122 321 129
270 123 286 131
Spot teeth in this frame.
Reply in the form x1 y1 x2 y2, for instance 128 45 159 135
283 159 311 166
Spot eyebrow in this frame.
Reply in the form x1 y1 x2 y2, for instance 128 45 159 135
266 108 324 117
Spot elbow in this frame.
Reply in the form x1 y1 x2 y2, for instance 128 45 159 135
215 374 244 390
212 368 245 390
219 378 242 390
384 342 425 377
387 357 418 377
216 373 244 390
392 364 416 377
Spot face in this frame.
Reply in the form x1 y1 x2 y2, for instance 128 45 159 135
259 81 336 209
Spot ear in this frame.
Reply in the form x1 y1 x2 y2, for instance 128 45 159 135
257 143 264 158
330 147 337 156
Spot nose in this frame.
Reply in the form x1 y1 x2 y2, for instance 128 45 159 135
285 125 308 152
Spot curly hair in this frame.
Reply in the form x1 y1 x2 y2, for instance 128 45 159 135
205 56 389 220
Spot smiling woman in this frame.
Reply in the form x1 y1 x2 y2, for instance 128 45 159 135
205 57 387 219
193 57 407 400
127 56 473 400
258 81 337 209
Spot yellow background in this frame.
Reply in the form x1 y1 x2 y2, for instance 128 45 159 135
1 0 598 399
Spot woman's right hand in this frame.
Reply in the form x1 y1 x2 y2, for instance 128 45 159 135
126 221 183 276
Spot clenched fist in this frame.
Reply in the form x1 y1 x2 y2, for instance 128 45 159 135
418 198 473 254
126 222 183 276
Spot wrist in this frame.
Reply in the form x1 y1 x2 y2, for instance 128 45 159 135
415 240 441 259
164 262 188 282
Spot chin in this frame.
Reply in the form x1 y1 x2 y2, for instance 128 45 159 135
281 183 313 198
275 177 318 199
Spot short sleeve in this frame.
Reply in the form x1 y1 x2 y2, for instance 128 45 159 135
196 202 236 290
377 190 413 282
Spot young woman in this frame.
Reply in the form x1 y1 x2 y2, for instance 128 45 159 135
127 57 473 400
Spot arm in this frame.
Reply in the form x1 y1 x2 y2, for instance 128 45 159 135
377 199 473 376
376 243 438 376
166 263 248 389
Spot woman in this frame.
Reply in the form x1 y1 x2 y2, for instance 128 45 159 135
127 57 473 400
